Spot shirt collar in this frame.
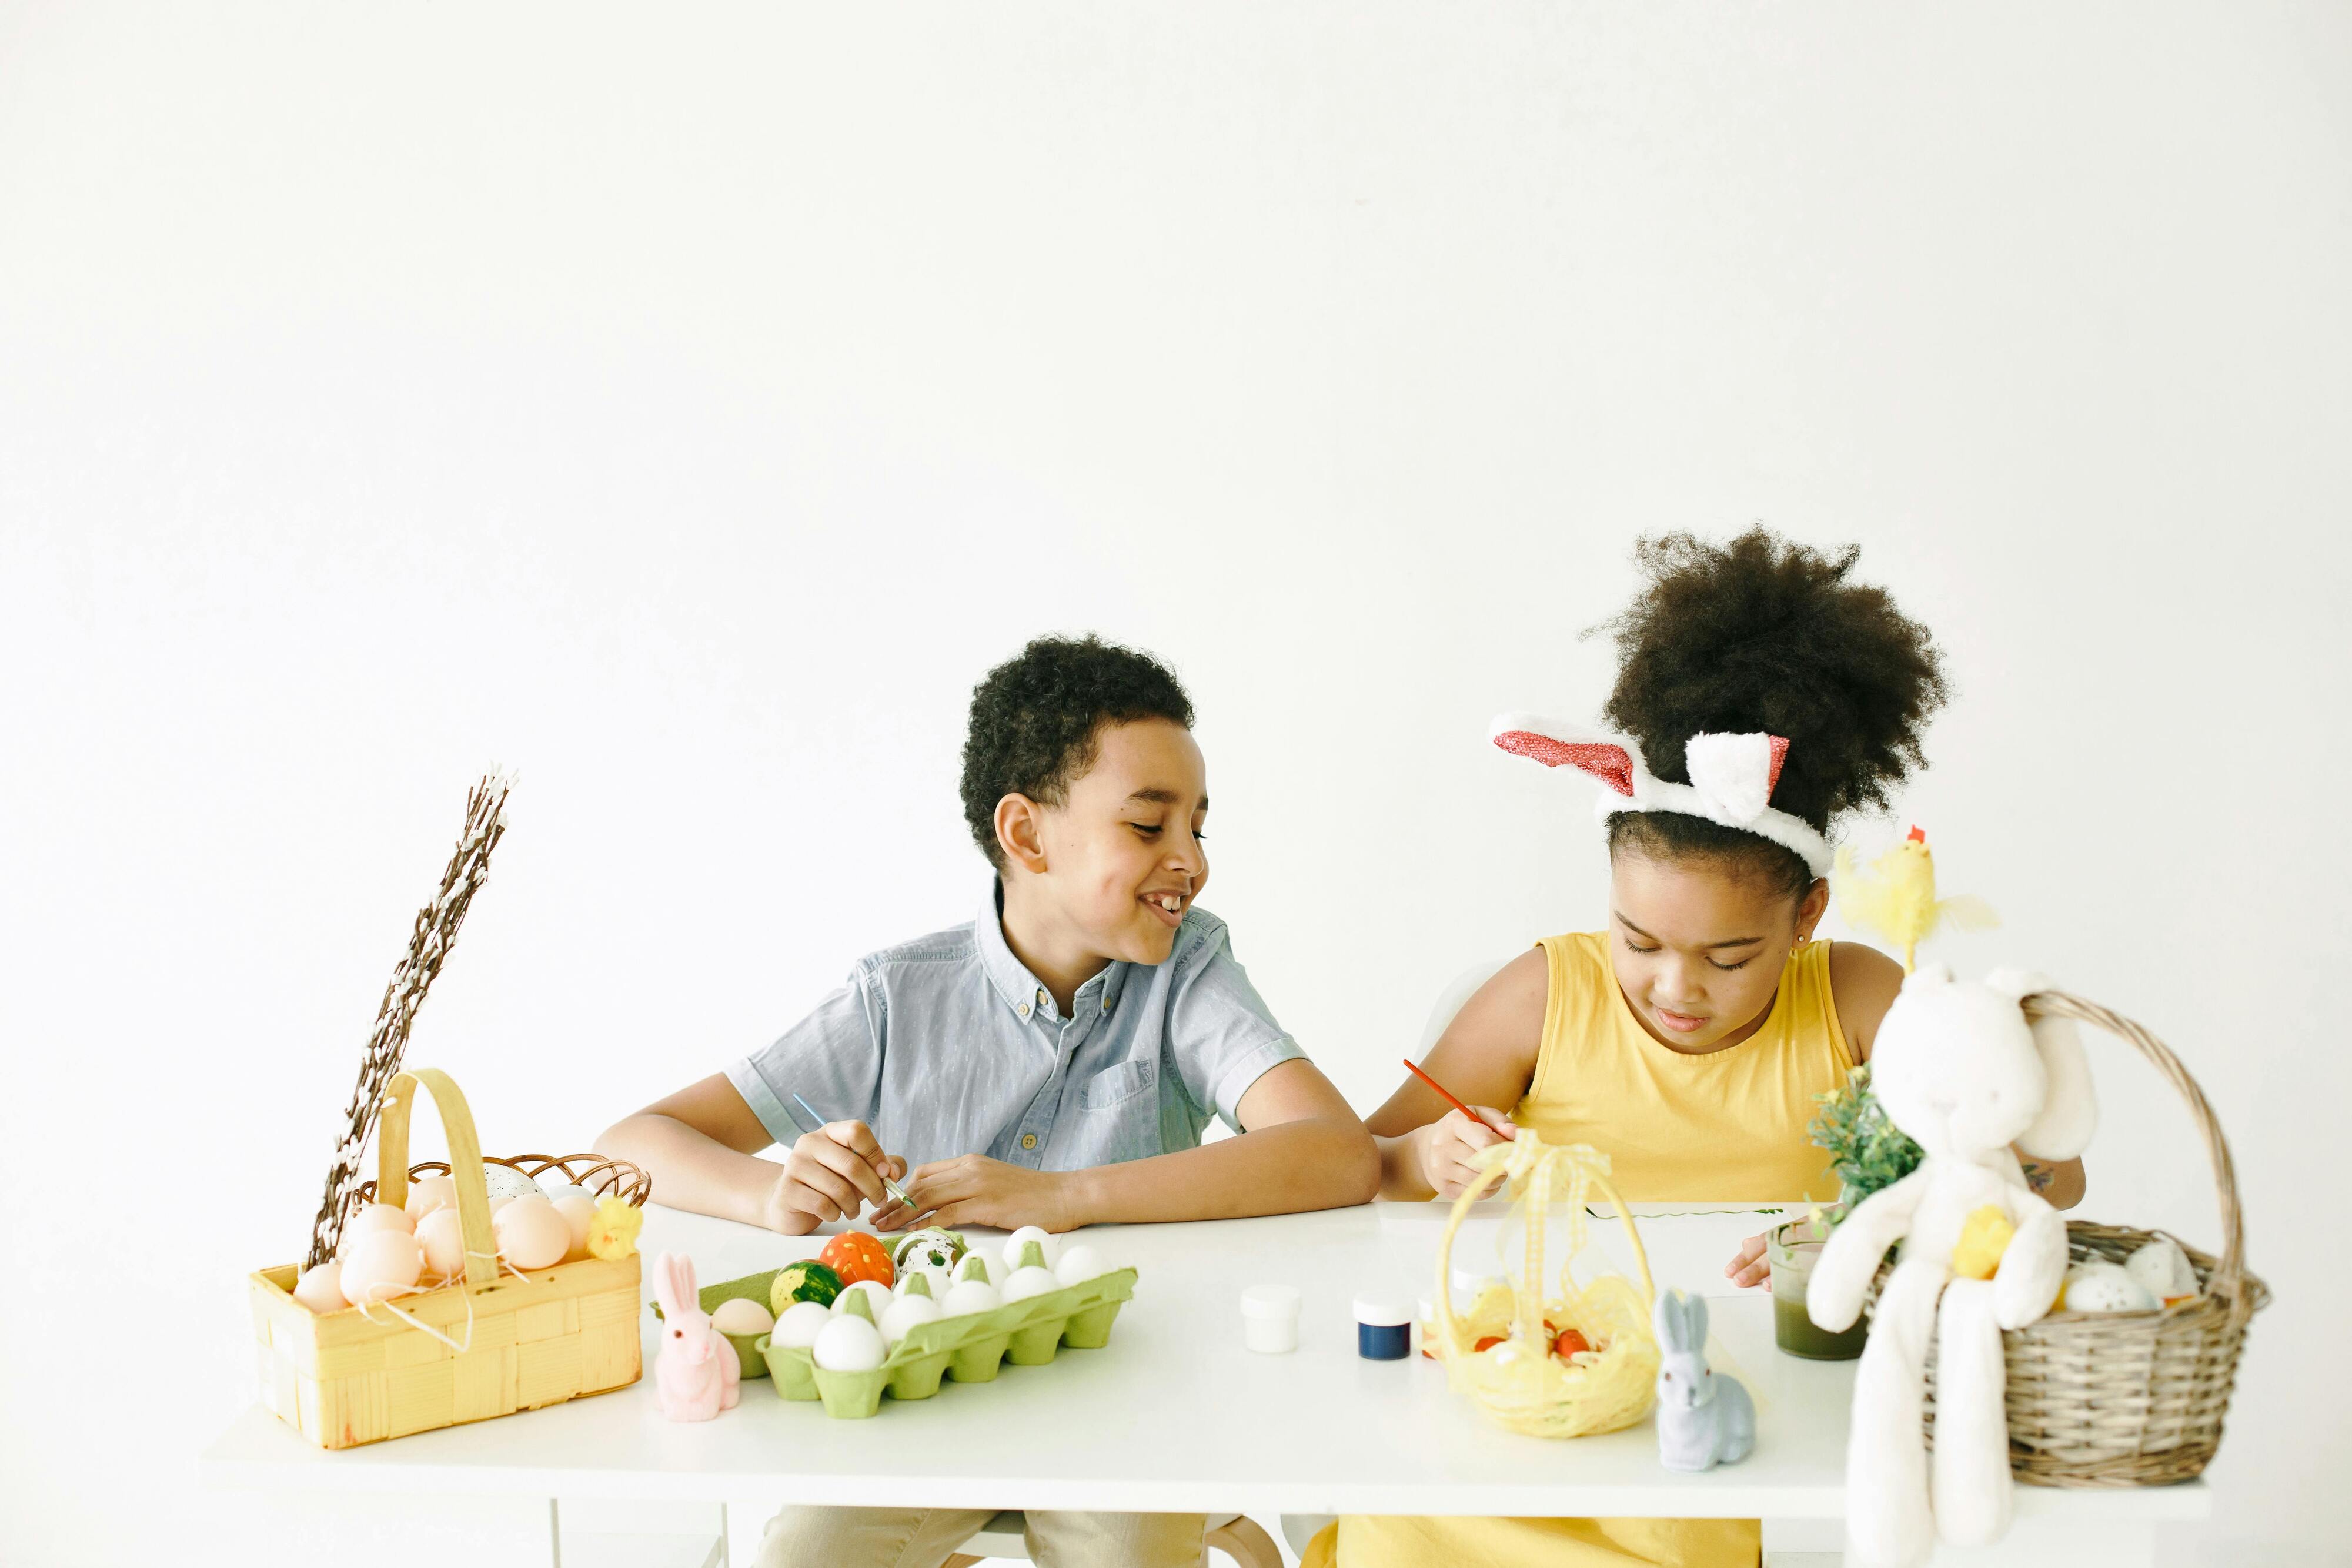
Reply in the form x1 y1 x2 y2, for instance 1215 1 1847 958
978 880 1127 1025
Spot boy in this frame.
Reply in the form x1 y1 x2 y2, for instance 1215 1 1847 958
599 634 1377 1568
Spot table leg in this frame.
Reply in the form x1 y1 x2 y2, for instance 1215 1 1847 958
550 1498 563 1568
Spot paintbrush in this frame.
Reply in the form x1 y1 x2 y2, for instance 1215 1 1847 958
790 1091 916 1212
1401 1058 1515 1139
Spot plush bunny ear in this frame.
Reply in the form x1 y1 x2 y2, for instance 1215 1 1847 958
1653 1288 1699 1351
1987 968 2099 1161
1488 713 1640 797
650 1251 682 1315
1683 731 1792 824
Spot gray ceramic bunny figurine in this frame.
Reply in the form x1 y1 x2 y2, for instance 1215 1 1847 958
1653 1288 1755 1472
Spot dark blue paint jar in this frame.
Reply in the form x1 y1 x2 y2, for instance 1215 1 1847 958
1355 1297 1411 1360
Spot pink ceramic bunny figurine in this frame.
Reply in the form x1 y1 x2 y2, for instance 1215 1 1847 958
652 1251 740 1422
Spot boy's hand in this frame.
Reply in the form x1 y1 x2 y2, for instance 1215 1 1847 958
765 1119 906 1234
1725 1232 1771 1290
1415 1106 1517 1199
872 1154 1077 1235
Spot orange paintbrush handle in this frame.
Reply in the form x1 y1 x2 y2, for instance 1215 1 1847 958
1402 1058 1478 1122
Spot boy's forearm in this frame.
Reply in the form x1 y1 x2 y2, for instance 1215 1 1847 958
1063 1116 1379 1226
596 1114 793 1233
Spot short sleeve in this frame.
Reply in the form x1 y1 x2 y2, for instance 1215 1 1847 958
1164 920 1307 1132
726 970 887 1151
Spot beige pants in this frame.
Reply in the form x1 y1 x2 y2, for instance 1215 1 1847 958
756 1505 1206 1568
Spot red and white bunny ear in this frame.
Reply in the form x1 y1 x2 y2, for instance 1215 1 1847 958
1487 713 1640 797
1683 731 1793 825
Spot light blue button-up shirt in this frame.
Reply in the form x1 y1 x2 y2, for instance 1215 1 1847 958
728 884 1306 1173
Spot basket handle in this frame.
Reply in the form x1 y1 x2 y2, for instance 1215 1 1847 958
1431 1139 1655 1358
372 1068 499 1293
2023 990 2246 1308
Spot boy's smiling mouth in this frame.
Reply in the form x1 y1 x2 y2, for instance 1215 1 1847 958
1141 889 1188 926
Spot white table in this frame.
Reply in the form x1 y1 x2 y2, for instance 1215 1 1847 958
203 1204 2209 1566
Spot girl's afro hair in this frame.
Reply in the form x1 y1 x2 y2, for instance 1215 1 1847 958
1592 528 1948 890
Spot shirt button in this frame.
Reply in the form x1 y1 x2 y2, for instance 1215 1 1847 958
1021 1133 1038 1151
1018 1002 1031 1018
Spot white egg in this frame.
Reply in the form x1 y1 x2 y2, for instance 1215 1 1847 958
1053 1245 1111 1287
951 1252 994 1286
493 1195 570 1271
539 1182 593 1206
941 1279 1002 1316
480 1163 546 1202
550 1195 596 1260
2062 1261 2159 1313
813 1313 887 1373
2124 1238 2199 1304
834 1279 893 1318
1001 1225 1057 1272
340 1229 425 1306
1002 1264 1061 1303
710 1298 775 1336
415 1205 467 1282
774 1300 833 1348
402 1175 459 1222
292 1262 346 1313
878 1292 943 1348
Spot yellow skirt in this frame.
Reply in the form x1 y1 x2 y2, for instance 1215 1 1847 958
1302 1514 1759 1568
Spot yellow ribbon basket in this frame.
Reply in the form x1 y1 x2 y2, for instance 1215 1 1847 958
1432 1132 1661 1439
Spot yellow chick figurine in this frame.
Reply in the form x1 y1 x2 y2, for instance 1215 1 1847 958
1952 1205 2016 1281
585 1196 643 1261
1833 825 1999 972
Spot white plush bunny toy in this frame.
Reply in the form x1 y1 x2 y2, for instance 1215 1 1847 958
1806 965 2097 1568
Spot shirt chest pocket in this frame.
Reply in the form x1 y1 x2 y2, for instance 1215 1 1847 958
1078 1058 1158 1111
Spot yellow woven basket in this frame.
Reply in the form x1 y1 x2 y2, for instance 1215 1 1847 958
248 1069 644 1450
1432 1132 1661 1439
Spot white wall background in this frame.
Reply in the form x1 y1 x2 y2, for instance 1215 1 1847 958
5 3 2349 1563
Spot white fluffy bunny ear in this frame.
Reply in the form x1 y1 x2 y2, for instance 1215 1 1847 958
1683 731 1791 824
1986 969 2099 1161
1489 713 1641 797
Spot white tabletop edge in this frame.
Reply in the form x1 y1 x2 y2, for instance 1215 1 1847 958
205 1206 2217 1526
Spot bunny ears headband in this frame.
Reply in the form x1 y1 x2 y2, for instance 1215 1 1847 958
1488 713 1833 877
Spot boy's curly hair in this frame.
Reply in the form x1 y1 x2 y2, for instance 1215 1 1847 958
1591 528 1948 896
961 634 1195 867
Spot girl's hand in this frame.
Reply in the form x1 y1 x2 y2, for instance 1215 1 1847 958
873 1154 1078 1235
1725 1232 1771 1290
1415 1107 1517 1199
764 1120 905 1234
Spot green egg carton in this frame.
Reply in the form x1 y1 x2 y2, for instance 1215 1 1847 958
733 1249 1138 1420
648 1266 785 1380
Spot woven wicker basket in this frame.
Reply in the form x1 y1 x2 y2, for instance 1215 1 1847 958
1866 990 2269 1488
248 1068 650 1450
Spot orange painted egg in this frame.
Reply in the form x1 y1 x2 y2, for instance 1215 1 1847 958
819 1231 895 1289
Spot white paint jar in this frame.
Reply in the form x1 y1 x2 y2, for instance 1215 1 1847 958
1240 1284 1301 1353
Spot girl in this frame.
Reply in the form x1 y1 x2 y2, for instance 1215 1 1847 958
1308 529 2083 1568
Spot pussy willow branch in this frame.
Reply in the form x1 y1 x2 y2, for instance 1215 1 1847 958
305 775 510 1268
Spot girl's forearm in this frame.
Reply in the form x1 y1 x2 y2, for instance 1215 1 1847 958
1376 1130 1437 1201
596 1112 793 1232
2019 1154 2087 1210
1065 1116 1379 1226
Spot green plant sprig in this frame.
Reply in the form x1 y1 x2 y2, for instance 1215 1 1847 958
1809 1064 1925 1208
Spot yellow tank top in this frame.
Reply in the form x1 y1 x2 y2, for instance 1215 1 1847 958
1512 932 1854 1204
